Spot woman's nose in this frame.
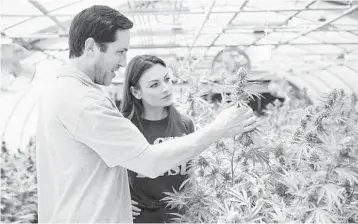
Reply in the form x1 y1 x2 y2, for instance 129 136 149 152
162 83 169 92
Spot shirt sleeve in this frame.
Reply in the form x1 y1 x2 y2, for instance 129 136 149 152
74 99 150 168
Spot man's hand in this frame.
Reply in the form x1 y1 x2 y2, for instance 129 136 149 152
131 200 141 220
213 106 259 138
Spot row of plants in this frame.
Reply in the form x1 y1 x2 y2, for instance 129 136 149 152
165 69 358 223
1 138 38 223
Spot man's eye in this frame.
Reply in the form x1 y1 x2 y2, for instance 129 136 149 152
165 77 171 82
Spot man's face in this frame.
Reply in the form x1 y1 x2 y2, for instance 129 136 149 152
94 30 130 86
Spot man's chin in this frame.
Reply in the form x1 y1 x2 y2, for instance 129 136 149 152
103 77 115 86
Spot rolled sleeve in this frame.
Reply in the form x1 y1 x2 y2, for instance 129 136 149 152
74 99 150 168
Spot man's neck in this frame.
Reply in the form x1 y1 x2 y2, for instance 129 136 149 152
69 58 95 82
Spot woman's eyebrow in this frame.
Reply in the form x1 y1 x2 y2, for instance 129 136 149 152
148 79 159 83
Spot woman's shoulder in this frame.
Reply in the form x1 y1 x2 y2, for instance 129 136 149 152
179 113 192 123
178 113 195 133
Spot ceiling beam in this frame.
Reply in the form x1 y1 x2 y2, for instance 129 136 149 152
241 1 357 63
38 42 358 52
189 0 216 51
0 5 351 18
2 0 86 31
304 48 358 73
274 3 358 39
192 0 249 70
324 69 357 94
246 0 317 50
28 0 66 30
4 28 358 43
281 4 358 44
5 26 358 40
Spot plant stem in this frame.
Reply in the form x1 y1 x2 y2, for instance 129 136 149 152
231 155 235 187
231 137 237 186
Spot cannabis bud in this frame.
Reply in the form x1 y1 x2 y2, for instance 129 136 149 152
234 67 264 146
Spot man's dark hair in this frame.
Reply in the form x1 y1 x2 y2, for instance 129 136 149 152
68 5 133 58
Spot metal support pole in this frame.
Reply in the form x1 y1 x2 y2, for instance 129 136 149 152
304 47 358 73
189 0 216 51
37 42 358 52
3 0 85 31
281 5 358 44
28 0 66 30
246 0 317 50
193 0 249 70
0 6 351 18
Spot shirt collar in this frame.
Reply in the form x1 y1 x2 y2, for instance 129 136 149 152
56 64 102 91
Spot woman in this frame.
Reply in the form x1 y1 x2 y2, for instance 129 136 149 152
121 55 195 223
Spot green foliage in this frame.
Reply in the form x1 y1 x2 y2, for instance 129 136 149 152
164 72 358 223
1 139 38 223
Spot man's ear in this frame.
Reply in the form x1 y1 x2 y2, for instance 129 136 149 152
130 86 142 100
84 38 96 56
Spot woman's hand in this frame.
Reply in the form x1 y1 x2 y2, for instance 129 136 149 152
132 200 141 220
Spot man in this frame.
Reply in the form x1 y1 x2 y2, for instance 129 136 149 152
36 5 259 223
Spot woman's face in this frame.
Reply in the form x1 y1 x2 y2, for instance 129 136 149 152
135 64 173 108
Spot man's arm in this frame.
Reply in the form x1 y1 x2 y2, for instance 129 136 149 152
122 121 220 178
122 107 258 178
73 100 258 178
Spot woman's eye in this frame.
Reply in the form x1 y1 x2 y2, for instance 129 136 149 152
150 83 158 88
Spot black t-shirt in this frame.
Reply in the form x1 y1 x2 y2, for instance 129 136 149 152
128 114 194 223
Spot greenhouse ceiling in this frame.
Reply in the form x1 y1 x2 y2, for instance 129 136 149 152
1 0 358 79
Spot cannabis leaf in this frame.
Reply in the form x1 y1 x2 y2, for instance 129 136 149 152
317 184 344 210
226 188 250 206
162 187 189 210
304 207 338 224
269 202 287 223
333 167 358 183
244 147 270 167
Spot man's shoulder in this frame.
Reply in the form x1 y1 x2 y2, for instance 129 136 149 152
45 80 102 104
40 79 111 120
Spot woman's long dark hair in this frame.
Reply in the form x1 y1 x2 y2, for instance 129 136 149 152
121 55 184 134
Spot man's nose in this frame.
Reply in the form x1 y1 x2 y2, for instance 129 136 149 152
119 55 127 67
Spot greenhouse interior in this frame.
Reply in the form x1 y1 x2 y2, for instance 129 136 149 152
1 0 358 223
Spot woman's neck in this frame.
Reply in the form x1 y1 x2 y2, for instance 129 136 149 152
142 105 168 121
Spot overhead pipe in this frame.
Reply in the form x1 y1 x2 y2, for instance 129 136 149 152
1 5 352 18
189 0 216 51
280 4 358 44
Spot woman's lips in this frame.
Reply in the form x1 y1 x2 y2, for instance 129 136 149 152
162 94 172 99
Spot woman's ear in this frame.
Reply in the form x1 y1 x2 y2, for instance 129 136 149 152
130 86 142 100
